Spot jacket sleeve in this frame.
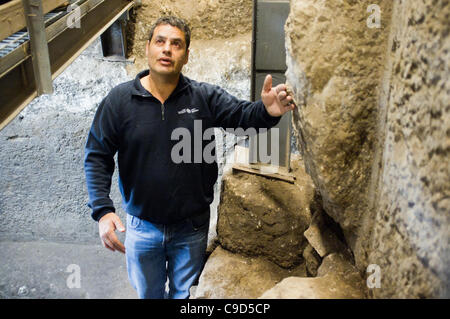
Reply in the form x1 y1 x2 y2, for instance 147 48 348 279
204 84 282 131
84 93 120 222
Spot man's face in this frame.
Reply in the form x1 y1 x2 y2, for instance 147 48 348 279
146 24 189 77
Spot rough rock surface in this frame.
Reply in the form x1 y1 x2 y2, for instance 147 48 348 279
127 0 253 56
260 252 366 299
217 155 317 268
194 246 306 299
285 0 394 252
317 253 359 278
362 0 450 298
259 273 365 299
302 243 321 277
303 210 351 259
286 0 449 297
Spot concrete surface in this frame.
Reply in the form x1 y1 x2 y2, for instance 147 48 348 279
0 240 136 299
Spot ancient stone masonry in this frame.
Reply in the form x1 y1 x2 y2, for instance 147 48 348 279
195 155 367 298
0 0 447 299
285 0 394 250
285 0 449 298
199 0 448 299
260 253 366 299
364 0 450 298
189 0 448 299
216 161 313 269
194 246 307 299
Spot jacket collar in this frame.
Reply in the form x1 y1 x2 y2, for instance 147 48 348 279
131 69 190 98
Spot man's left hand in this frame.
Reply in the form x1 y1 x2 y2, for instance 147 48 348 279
261 74 296 117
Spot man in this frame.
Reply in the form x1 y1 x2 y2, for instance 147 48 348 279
84 16 295 299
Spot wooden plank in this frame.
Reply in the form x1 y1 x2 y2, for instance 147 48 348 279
232 163 296 184
0 0 68 41
22 0 53 94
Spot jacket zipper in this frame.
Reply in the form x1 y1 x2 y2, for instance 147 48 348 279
161 103 165 120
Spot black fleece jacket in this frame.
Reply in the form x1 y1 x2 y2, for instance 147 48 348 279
84 69 281 224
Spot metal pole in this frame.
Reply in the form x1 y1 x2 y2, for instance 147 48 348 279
22 0 53 94
249 0 291 172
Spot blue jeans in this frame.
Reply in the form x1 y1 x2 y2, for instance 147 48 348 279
124 211 209 299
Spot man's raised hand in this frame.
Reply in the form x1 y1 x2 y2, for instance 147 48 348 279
261 74 296 117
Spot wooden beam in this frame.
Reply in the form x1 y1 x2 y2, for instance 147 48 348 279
0 0 134 131
232 163 296 184
22 0 53 94
0 0 68 41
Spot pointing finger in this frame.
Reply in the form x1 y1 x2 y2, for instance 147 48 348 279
262 74 272 93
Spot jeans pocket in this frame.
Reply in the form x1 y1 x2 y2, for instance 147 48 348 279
129 215 142 229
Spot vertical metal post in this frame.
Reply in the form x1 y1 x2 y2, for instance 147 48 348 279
250 0 291 172
22 0 53 94
250 0 258 102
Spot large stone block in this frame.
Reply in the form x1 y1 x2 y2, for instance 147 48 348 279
259 274 366 299
285 0 394 251
302 244 321 277
194 246 306 299
217 155 317 268
362 0 450 298
285 0 449 298
260 252 366 299
303 210 351 258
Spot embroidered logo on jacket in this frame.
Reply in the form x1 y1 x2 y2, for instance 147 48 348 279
178 107 199 114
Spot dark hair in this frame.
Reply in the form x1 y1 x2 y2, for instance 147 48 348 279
148 16 191 51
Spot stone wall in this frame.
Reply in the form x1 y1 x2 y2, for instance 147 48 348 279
0 0 447 299
364 0 449 298
286 0 449 298
285 0 394 250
